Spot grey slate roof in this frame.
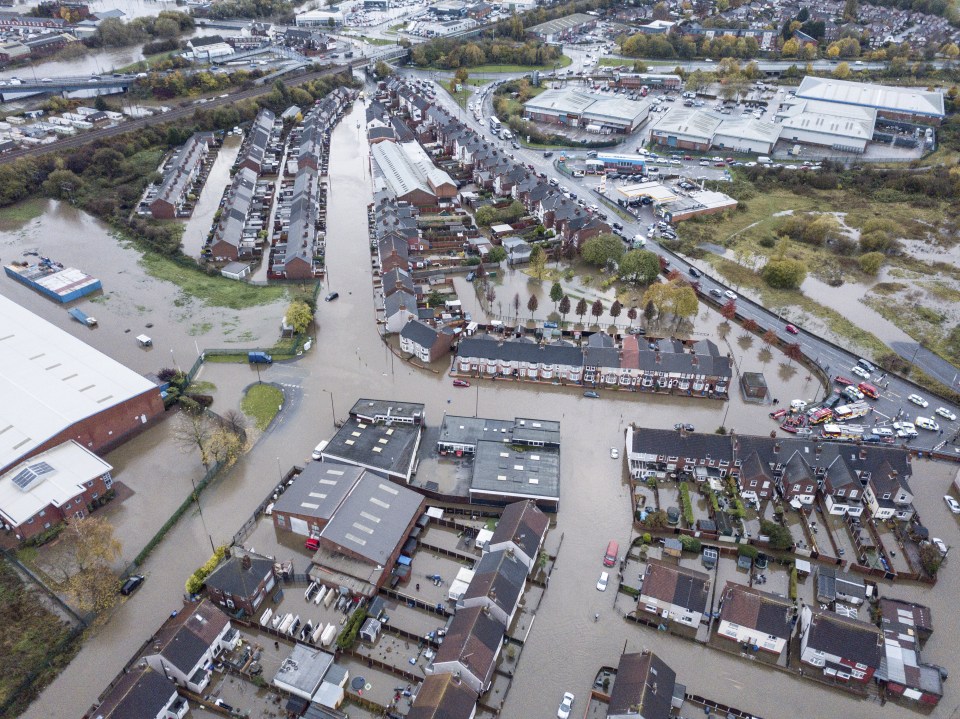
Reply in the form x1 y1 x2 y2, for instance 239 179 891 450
110 670 178 719
400 319 439 349
457 335 584 368
629 428 733 462
804 609 882 668
471 442 560 501
463 548 528 622
271 462 364 521
608 651 675 719
204 553 275 599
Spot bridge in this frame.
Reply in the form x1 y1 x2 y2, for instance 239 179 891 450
0 75 135 101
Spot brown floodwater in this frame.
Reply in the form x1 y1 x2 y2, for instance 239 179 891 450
11 99 960 719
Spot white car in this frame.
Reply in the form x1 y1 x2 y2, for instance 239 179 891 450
932 538 948 556
936 407 957 421
916 417 940 432
893 421 917 438
851 366 871 380
610 447 619 459
908 394 929 408
558 692 575 719
944 495 960 514
724 290 737 300
596 571 609 591
790 399 807 411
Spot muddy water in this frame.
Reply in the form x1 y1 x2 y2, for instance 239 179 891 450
179 134 243 259
14 99 960 718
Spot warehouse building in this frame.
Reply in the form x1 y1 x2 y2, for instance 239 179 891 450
0 294 163 476
649 108 722 151
526 12 596 42
522 88 651 134
372 141 457 207
795 76 945 125
710 116 781 154
776 98 877 153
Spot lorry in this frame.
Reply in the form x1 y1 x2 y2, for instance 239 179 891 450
632 234 647 248
248 351 272 364
67 307 97 327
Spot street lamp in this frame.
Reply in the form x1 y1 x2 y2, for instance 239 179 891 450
188 474 216 554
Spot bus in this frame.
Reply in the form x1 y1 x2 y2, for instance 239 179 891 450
489 116 502 132
585 159 605 174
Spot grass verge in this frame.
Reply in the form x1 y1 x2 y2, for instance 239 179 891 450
426 54 572 75
139 254 287 309
241 384 284 430
0 198 47 230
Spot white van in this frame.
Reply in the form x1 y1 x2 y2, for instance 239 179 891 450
572 169 585 178
312 440 328 461
758 156 772 165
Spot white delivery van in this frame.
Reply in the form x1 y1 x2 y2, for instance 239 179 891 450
312 440 328 461
758 156 772 165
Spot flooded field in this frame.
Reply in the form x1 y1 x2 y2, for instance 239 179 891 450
11 98 960 719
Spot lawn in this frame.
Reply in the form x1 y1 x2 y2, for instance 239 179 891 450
0 197 47 230
0 559 81 718
139 254 289 310
116 50 178 74
240 383 284 430
427 54 572 75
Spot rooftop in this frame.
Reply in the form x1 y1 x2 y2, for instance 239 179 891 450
471 442 560 501
796 76 945 118
323 416 421 481
0 294 156 471
273 643 334 700
608 651 676 719
349 398 425 423
718 582 793 640
524 87 650 125
407 673 477 719
272 462 364 521
527 12 595 35
641 559 710 613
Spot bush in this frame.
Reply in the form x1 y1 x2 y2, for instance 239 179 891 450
185 393 213 408
760 520 794 550
738 544 758 559
642 533 652 544
762 258 808 289
678 482 695 525
789 565 798 600
858 251 885 275
679 535 701 553
336 607 368 650
185 545 229 595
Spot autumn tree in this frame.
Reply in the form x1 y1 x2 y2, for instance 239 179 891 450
549 281 564 310
671 286 699 325
576 297 588 323
48 516 123 613
527 293 539 320
559 295 571 322
591 298 604 324
762 328 778 347
285 300 314 334
743 318 759 333
207 427 246 468
627 306 638 326
618 249 661 284
642 283 673 322
529 244 547 280
784 342 804 366
610 300 622 323
720 300 737 320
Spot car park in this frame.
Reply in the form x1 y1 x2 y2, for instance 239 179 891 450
851 366 871 379
558 692 575 719
909 394 929 408
596 572 609 591
944 495 960 514
916 417 940 432
936 407 957 421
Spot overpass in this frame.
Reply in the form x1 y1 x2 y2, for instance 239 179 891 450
0 75 135 101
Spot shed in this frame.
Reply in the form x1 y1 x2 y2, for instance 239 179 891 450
741 371 768 399
220 261 251 280
359 617 381 643
663 538 682 558
474 527 494 549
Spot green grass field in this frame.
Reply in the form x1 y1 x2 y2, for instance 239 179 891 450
139 254 288 310
241 383 284 430
0 197 47 230
426 54 572 75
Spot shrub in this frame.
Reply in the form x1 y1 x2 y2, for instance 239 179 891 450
642 533 652 544
760 520 794 550
738 544 758 559
679 482 695 525
185 393 213 408
707 489 720 512
336 607 368 650
185 545 229 595
679 535 701 553
789 565 798 600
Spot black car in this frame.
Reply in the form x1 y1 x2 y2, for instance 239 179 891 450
120 574 145 596
543 151 554 158
688 267 701 278
612 222 623 231
325 291 339 302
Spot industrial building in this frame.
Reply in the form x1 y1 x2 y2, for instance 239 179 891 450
372 140 457 207
0 294 163 476
523 88 651 134
526 12 596 42
795 76 945 125
649 108 722 151
776 98 877 154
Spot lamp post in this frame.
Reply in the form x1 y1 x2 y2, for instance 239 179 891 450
189 474 216 554
321 388 336 426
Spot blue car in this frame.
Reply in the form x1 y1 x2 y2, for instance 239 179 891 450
543 321 558 329
583 391 599 398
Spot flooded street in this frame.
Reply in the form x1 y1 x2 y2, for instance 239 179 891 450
8 96 960 719
179 134 243 259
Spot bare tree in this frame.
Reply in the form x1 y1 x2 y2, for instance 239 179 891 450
174 408 212 469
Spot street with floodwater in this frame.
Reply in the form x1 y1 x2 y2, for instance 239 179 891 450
5 95 960 719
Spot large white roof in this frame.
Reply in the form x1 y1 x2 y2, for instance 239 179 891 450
796 76 944 119
0 294 155 469
0 440 112 527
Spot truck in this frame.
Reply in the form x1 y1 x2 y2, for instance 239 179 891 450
632 234 647 248
248 351 272 364
500 129 512 141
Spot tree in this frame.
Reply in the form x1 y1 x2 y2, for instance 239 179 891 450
530 244 547 280
618 249 661 284
590 298 604 324
285 300 313 334
919 542 944 576
576 297 588 323
762 328 778 347
549 281 564 310
207 427 245 467
743 318 759 333
784 343 804 366
760 519 794 550
175 407 213 469
513 292 522 320
627 306 638 326
672 286 699 325
720 300 737 320
374 60 393 79
833 61 852 79
609 300 622 322
644 299 656 325
486 245 507 263
559 294 571 322
222 409 248 438
762 258 807 289
426 290 446 307
642 283 673 321
527 293 538 320
485 284 496 308
580 234 624 267
48 516 123 613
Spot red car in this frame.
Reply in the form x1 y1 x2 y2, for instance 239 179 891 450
305 536 320 551
683 155 692 160
453 379 470 387
714 161 726 167
785 324 799 334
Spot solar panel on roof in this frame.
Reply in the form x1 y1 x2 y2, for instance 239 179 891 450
12 461 54 491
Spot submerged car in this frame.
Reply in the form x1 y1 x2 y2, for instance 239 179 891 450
452 379 470 387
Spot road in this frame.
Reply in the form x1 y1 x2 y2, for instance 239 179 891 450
417 71 960 450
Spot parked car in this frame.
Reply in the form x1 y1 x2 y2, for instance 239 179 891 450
557 692 575 719
944 495 960 514
851 366 871 380
325 291 339 302
666 506 680 525
908 394 929 408
916 416 940 432
305 536 321 551
583 390 600 398
596 572 609 591
790 399 807 410
453 379 470 387
785 324 799 334
893 421 917 438
936 407 957 421
312 440 328 460
932 538 948 556
674 423 695 432
119 575 145 596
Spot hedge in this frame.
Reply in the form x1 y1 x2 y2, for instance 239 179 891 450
679 482 694 526
738 544 758 559
789 565 798 600
679 535 701 553
707 488 720 513
336 607 368 650
185 545 229 595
